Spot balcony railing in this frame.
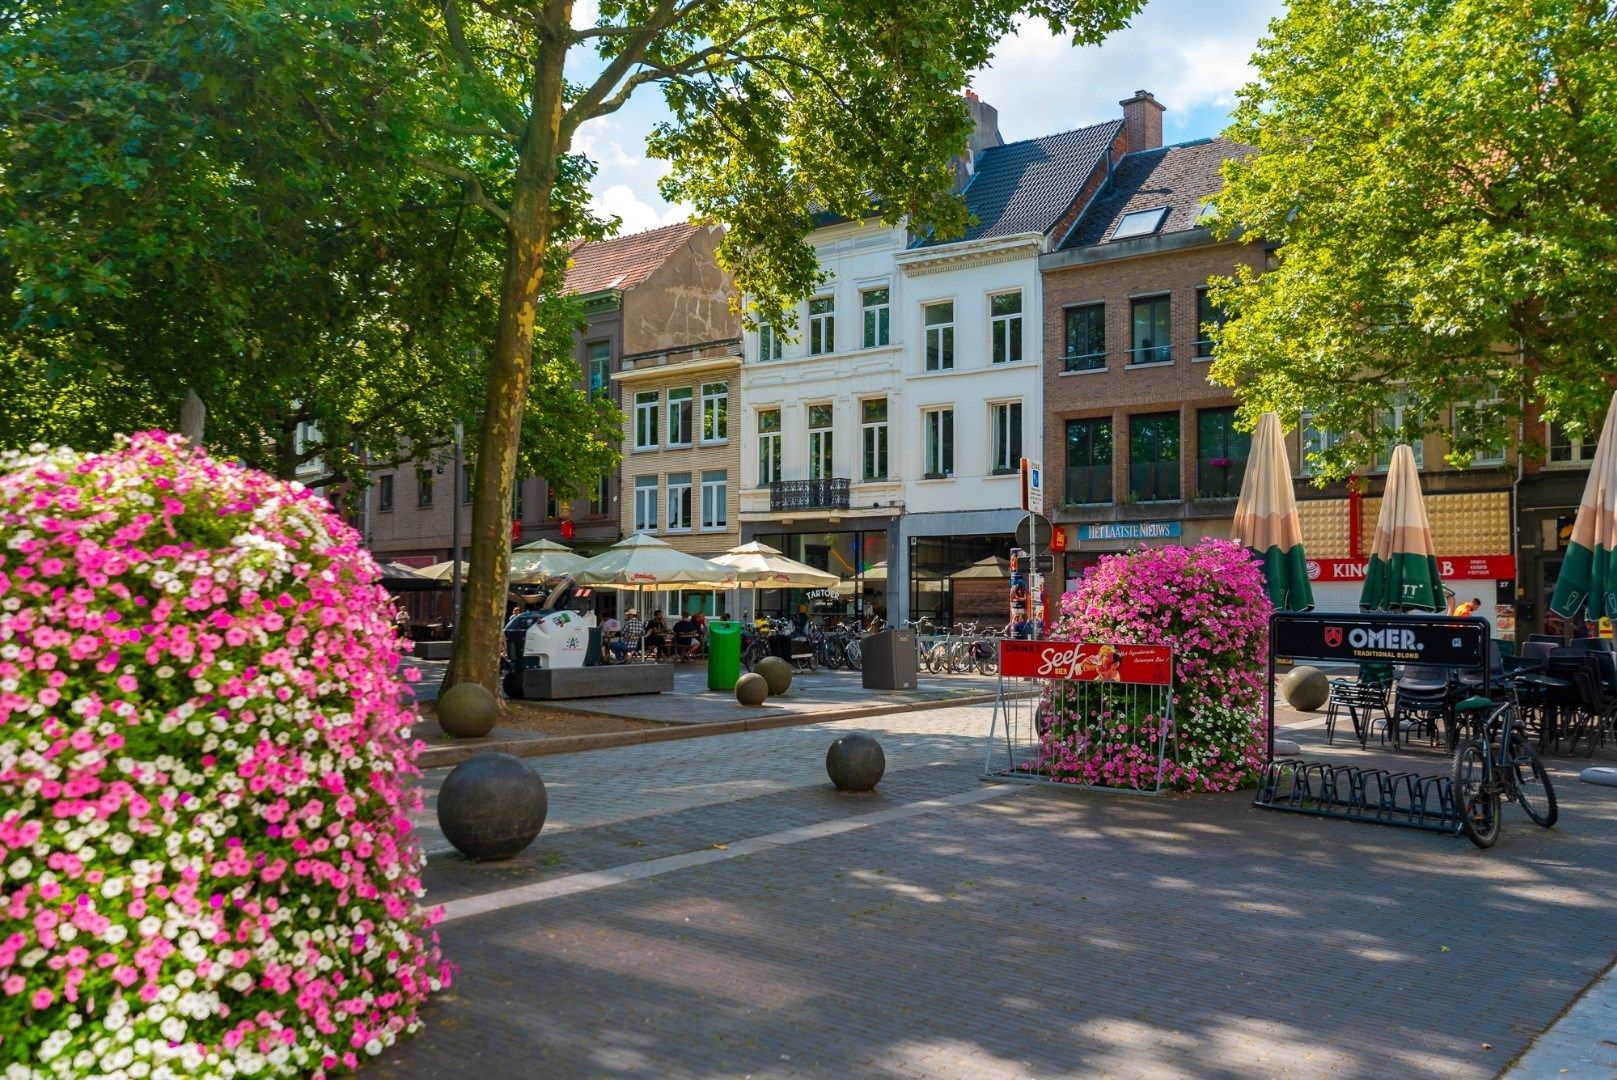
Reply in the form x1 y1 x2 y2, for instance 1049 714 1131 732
770 478 850 513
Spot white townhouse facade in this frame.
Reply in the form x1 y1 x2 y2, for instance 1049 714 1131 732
738 91 1170 626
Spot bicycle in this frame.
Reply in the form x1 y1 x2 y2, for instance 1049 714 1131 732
1449 693 1558 849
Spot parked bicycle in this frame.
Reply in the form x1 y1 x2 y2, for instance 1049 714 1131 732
1449 692 1557 849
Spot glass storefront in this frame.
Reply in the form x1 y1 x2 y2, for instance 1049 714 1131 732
752 530 888 623
908 533 1016 626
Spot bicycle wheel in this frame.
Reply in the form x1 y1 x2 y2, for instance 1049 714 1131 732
844 639 862 671
1450 739 1501 849
1506 730 1558 828
976 644 999 676
949 641 975 674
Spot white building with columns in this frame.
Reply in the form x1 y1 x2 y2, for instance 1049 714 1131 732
739 91 1169 626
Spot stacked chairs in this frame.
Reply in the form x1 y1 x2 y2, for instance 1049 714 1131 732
1568 651 1617 755
1325 663 1393 748
1388 664 1457 750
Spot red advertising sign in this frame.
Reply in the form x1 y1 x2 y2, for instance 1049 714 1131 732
1306 555 1515 582
998 640 1173 685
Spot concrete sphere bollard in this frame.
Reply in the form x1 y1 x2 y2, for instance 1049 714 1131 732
735 672 769 706
436 752 547 861
1273 738 1303 757
1581 767 1617 788
437 682 499 738
754 655 793 696
1281 665 1330 712
826 733 885 792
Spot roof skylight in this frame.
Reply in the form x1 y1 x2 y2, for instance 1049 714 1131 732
1112 206 1169 240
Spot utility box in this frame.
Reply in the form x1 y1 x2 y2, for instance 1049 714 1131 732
861 629 917 691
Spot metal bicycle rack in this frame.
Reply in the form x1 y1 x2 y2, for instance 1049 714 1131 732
1251 612 1491 835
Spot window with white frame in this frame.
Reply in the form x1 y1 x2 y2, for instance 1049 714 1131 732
757 409 781 485
1548 411 1604 465
1374 393 1424 471
700 470 728 530
990 291 1023 364
1299 409 1345 477
666 472 692 531
861 398 888 481
924 300 954 371
991 401 1023 474
861 287 890 348
701 381 728 442
1454 389 1505 467
757 322 782 362
808 403 835 480
586 340 611 394
923 407 954 477
808 297 835 355
634 391 659 449
667 387 693 446
633 476 658 532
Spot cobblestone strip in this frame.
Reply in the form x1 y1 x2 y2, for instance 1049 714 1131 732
438 784 1023 923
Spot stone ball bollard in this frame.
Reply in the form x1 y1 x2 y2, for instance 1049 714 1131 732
1581 766 1617 788
436 752 548 861
754 655 793 696
735 672 769 706
437 681 499 738
1281 665 1330 712
826 733 885 792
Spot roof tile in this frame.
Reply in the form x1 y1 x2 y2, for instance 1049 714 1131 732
1060 138 1251 250
933 119 1122 245
564 222 701 295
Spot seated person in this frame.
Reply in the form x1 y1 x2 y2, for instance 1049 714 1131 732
611 610 643 662
599 614 621 663
644 610 670 658
672 614 700 659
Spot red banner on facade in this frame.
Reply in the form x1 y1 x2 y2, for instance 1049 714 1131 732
998 640 1173 685
1306 555 1515 582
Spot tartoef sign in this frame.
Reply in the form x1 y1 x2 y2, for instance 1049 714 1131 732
1271 612 1490 666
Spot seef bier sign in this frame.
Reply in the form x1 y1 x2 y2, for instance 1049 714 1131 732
1020 457 1043 515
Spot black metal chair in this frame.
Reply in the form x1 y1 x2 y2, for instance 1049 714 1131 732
1569 657 1615 756
1326 664 1394 748
1389 664 1455 749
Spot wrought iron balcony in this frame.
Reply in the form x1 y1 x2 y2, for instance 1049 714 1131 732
770 478 850 513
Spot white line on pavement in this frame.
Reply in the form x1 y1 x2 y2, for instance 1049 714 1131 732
438 783 1023 924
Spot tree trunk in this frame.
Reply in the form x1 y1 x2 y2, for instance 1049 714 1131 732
445 2 572 698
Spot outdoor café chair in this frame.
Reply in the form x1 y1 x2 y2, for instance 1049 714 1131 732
1326 665 1393 749
1389 664 1454 750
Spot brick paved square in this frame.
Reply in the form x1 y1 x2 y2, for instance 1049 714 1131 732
377 704 1617 1079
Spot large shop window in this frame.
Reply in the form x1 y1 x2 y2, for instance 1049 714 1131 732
1196 407 1250 498
1129 412 1180 502
1064 418 1113 505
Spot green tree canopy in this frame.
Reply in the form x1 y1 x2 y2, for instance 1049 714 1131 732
1209 0 1617 479
0 0 618 495
429 0 1146 694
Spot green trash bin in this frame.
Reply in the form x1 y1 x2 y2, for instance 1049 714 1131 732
707 620 742 691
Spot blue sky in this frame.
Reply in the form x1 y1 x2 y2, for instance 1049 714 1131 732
569 0 1288 233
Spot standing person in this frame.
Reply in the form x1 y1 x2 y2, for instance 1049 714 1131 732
691 611 709 655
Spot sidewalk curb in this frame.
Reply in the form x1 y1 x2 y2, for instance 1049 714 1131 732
417 690 1029 769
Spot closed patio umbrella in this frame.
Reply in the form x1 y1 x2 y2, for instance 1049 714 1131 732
1360 444 1444 611
1550 391 1617 625
1231 411 1313 611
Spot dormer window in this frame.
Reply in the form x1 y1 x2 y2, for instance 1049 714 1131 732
1112 206 1169 240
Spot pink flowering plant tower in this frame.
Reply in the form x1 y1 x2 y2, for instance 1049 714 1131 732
0 433 447 1076
1039 539 1272 792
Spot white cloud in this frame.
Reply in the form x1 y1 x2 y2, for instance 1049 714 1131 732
589 183 690 234
971 0 1284 142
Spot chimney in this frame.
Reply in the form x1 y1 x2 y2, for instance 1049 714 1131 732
953 90 1003 189
1119 89 1164 152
